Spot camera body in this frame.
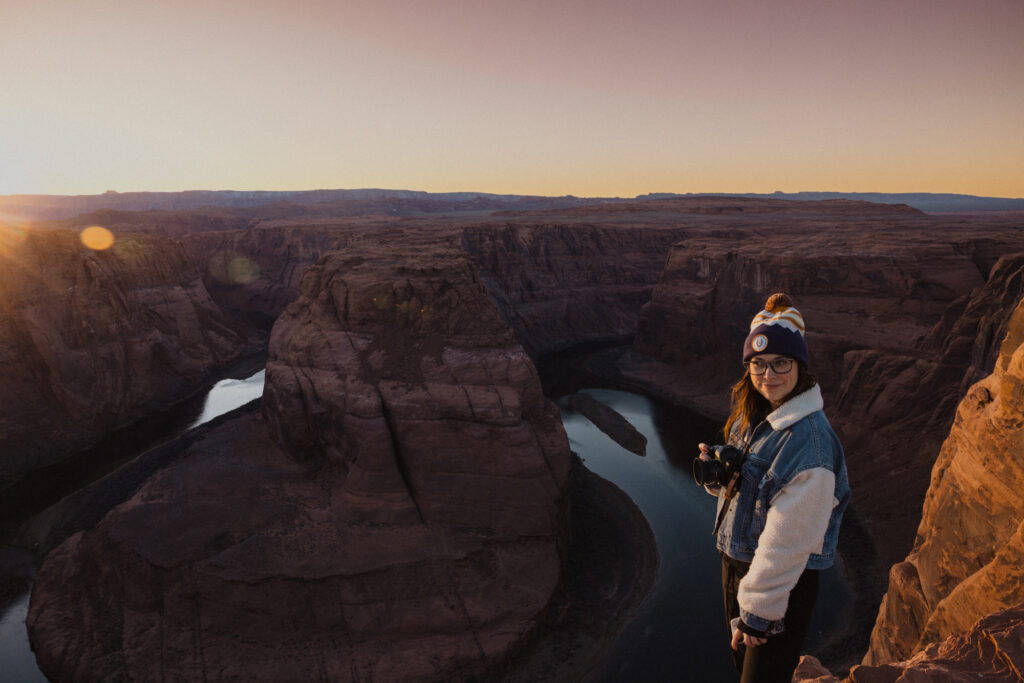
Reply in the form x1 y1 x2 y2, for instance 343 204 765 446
693 444 745 487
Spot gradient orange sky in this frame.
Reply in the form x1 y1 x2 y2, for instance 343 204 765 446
2 0 1022 198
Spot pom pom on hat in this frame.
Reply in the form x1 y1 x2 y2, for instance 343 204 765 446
742 292 810 364
765 293 793 312
749 294 805 335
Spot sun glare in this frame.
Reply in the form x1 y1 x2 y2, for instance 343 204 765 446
207 251 260 285
80 226 115 251
0 220 30 255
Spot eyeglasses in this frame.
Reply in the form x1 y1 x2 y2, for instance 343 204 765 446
745 358 794 375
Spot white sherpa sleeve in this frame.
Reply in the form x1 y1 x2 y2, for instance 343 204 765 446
737 467 836 631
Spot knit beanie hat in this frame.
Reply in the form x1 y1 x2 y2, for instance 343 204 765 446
742 293 809 364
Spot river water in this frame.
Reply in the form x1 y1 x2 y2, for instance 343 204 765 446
0 369 267 683
559 388 851 682
0 373 850 681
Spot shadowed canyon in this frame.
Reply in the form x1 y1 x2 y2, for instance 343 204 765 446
2 193 1022 681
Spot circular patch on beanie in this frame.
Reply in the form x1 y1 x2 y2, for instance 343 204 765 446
752 334 768 352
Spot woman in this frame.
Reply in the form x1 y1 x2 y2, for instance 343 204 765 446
699 293 849 682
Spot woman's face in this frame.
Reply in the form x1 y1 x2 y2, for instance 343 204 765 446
749 354 799 407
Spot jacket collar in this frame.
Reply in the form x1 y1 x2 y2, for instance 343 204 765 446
766 384 823 431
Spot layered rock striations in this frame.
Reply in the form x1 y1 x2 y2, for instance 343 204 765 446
261 242 572 537
461 200 922 358
631 221 1023 568
793 295 1024 680
181 214 697 359
863 294 1024 665
181 222 363 327
461 223 691 356
0 230 253 492
17 198 1024 679
830 253 1024 565
28 242 573 681
796 602 1024 682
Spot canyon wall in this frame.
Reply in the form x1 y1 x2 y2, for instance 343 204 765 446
0 230 254 493
261 240 571 536
830 253 1024 568
179 216 696 359
796 602 1024 682
862 294 1024 665
15 199 1024 679
27 242 573 681
181 222 359 324
631 219 1023 569
461 223 690 356
794 293 1024 681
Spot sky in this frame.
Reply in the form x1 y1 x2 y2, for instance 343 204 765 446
2 0 1023 198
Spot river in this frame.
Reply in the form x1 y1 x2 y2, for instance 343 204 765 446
0 372 850 681
558 388 851 681
0 368 267 683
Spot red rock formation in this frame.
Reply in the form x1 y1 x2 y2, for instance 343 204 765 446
461 223 690 356
830 254 1023 567
0 230 253 492
862 294 1024 664
27 242 572 681
795 602 1024 682
17 199 1022 679
182 216 694 359
181 223 358 324
262 242 571 536
622 215 1022 671
630 220 1023 569
172 205 1021 582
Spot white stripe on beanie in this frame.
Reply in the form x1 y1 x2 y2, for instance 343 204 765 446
750 307 805 335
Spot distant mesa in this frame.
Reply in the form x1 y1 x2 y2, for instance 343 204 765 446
1 187 1023 223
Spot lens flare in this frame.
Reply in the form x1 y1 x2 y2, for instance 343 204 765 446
208 251 260 284
227 256 260 284
0 221 30 254
80 226 115 250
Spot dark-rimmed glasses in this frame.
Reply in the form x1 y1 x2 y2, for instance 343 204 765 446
745 358 794 375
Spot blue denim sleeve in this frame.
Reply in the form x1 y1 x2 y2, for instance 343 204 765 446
739 608 785 637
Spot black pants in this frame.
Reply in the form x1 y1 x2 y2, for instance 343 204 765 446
721 554 819 683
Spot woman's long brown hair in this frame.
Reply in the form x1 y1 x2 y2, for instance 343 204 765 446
723 360 817 442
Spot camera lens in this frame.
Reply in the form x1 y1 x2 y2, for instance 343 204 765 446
693 457 723 486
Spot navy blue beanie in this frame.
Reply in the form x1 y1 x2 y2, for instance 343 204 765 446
742 293 810 365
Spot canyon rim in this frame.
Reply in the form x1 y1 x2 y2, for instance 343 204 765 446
2 192 1022 680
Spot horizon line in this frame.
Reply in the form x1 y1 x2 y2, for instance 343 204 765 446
4 188 1024 201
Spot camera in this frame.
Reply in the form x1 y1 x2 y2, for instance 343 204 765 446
693 445 745 487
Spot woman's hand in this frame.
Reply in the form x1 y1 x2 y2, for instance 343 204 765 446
698 443 713 460
698 443 722 495
731 628 767 650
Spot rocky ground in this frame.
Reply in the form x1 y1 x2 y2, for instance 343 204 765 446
27 240 577 681
9 198 1024 680
493 457 658 682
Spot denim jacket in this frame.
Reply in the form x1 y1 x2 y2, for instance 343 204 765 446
714 385 850 634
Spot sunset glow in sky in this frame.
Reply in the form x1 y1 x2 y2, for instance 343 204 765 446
2 0 1023 198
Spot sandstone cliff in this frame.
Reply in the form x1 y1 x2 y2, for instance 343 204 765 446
862 293 1024 665
181 222 357 326
27 242 573 681
261 241 571 536
16 199 1024 679
461 223 690 356
631 220 1023 569
0 230 253 493
179 216 695 360
830 253 1024 569
795 601 1024 682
